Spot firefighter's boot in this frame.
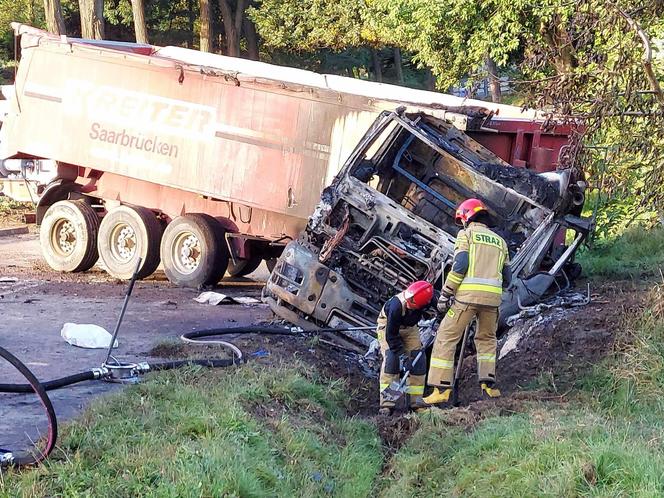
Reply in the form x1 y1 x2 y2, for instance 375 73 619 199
480 382 501 399
422 387 452 405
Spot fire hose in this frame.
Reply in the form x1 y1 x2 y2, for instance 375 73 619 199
0 325 375 393
0 346 57 468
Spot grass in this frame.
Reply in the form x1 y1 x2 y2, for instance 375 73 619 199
3 286 664 497
577 226 664 278
378 407 664 497
379 283 664 497
0 365 382 498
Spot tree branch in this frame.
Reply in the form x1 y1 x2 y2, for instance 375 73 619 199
616 6 664 105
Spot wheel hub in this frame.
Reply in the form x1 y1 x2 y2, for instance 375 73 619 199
109 223 137 262
54 220 76 255
174 233 201 273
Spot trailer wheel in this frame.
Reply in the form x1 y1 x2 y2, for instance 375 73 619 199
40 200 100 272
161 214 229 288
97 205 163 280
226 256 263 278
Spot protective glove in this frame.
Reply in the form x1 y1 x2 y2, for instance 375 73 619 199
437 293 453 315
402 356 414 373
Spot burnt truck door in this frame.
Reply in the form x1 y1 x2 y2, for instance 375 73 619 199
264 112 458 338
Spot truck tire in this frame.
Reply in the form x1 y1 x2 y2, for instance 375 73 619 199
97 205 163 280
160 214 229 288
226 256 263 278
39 200 100 272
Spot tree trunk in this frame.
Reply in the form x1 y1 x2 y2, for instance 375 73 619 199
218 0 246 57
199 0 211 52
371 49 383 83
539 17 575 74
485 56 502 103
187 0 195 48
426 68 436 91
78 0 105 39
244 18 259 60
393 47 404 84
43 0 66 35
27 0 36 25
131 0 149 44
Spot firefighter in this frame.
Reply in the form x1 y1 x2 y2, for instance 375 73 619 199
377 280 434 415
423 198 511 404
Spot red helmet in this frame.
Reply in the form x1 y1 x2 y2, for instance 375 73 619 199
455 198 487 226
403 281 433 309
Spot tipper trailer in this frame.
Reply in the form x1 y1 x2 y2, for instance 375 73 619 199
0 24 578 288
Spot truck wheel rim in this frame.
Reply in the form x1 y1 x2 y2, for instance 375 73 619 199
172 231 201 274
51 218 77 256
110 223 136 262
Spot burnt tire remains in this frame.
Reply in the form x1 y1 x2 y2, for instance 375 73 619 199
226 256 262 278
265 258 277 273
39 199 100 272
160 213 229 288
98 205 163 280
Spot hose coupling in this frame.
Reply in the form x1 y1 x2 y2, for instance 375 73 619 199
0 452 14 467
135 362 150 374
91 367 109 379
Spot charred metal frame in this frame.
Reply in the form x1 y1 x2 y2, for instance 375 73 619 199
264 110 591 342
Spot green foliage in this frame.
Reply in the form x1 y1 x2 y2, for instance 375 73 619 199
249 0 364 51
577 227 664 278
0 0 45 61
253 0 664 234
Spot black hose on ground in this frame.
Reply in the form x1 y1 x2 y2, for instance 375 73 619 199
0 370 97 393
0 346 57 467
0 325 374 393
0 320 373 467
148 359 235 371
180 324 375 361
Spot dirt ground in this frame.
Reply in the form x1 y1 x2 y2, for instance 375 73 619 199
0 232 272 450
0 230 641 457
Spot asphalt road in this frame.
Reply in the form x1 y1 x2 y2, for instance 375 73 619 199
0 232 274 453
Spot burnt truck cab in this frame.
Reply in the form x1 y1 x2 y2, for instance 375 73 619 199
263 110 590 344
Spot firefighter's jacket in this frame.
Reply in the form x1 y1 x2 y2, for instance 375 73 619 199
376 293 423 353
442 222 511 307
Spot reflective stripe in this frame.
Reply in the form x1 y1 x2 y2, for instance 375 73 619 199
406 385 424 395
458 283 503 295
448 274 463 284
380 383 389 390
430 357 454 369
477 354 496 362
463 277 502 287
468 239 476 277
